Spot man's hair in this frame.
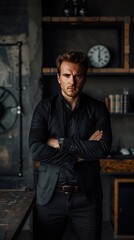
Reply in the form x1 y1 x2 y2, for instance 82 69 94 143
56 50 89 75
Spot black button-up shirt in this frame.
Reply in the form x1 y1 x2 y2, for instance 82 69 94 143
57 98 81 186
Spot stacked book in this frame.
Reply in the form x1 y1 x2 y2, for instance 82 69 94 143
105 89 129 113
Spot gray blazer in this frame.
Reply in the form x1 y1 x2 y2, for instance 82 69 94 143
37 163 60 205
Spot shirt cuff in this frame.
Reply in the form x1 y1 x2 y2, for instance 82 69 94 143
58 138 64 149
61 138 76 152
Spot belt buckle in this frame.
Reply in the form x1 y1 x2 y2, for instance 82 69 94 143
63 185 72 194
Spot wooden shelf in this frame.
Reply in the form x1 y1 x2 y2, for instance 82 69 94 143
42 16 126 23
42 67 134 75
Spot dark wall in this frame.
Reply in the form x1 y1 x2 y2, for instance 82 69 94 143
0 0 28 34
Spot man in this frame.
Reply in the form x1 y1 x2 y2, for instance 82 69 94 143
29 51 112 240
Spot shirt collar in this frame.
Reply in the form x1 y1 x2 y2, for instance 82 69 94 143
58 92 87 111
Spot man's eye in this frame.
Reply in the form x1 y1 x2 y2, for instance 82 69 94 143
75 74 83 80
63 74 70 78
76 74 81 78
62 74 84 80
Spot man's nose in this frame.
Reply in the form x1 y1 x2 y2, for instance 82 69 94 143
70 74 75 83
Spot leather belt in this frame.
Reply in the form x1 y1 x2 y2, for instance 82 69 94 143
56 185 81 194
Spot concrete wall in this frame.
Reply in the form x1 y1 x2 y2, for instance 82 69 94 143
0 0 42 188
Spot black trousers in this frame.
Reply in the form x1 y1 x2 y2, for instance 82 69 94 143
37 190 102 240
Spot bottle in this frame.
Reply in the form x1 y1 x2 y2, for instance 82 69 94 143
123 88 129 113
72 0 79 16
79 0 87 16
63 0 71 16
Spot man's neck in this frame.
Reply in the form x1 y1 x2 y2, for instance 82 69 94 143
62 94 80 111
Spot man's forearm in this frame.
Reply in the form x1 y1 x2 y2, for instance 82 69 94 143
77 130 103 162
46 131 103 162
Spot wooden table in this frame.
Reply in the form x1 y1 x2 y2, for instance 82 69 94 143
100 159 134 173
34 159 134 173
0 189 36 240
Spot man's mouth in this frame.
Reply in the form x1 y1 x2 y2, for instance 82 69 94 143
68 86 75 90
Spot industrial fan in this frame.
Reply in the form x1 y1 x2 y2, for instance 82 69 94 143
0 86 18 135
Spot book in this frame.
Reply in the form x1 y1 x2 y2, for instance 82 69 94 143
115 94 123 113
109 94 115 113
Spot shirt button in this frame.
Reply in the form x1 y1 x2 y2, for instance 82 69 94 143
70 144 75 151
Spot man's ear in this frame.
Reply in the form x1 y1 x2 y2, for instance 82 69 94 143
57 73 60 84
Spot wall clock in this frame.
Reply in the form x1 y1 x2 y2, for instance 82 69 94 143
87 45 111 68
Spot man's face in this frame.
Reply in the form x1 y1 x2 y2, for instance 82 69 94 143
57 61 86 99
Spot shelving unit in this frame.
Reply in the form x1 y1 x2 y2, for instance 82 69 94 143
42 16 134 75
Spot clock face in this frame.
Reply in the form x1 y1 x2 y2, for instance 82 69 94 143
87 45 110 68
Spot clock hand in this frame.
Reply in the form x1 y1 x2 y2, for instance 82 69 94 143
98 47 101 62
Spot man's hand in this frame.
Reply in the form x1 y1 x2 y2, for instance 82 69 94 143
89 130 103 141
77 130 103 162
47 138 60 149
